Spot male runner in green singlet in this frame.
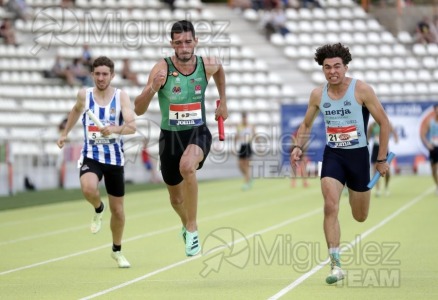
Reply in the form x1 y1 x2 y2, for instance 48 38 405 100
134 20 228 256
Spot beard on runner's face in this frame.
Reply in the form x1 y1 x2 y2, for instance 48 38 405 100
175 51 194 63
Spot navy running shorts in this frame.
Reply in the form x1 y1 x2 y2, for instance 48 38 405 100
429 146 438 164
159 124 212 186
79 157 125 197
320 145 370 192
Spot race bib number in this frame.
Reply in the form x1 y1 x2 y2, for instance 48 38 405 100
87 125 115 145
169 102 203 126
326 125 359 148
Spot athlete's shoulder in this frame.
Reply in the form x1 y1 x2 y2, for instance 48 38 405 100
310 85 324 99
76 87 88 99
117 88 130 99
353 78 373 93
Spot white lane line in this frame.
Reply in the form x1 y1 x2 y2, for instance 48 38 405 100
79 207 323 299
0 181 295 244
0 207 169 246
0 191 309 275
267 187 434 300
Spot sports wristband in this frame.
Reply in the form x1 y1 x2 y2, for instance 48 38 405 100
376 158 387 163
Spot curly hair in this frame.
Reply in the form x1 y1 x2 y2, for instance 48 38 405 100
314 43 352 66
92 56 114 73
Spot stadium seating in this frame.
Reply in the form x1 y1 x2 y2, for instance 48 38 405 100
243 1 437 101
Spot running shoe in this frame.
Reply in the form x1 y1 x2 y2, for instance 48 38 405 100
111 251 131 268
326 253 345 284
90 203 104 234
185 230 201 256
326 266 345 284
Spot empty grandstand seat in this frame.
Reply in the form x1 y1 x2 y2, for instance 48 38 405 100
378 57 392 69
403 82 416 95
416 82 429 95
312 20 326 32
326 8 340 19
422 57 437 69
364 70 378 83
381 31 396 44
367 32 381 43
312 8 326 19
364 57 379 69
393 44 407 55
429 82 438 93
405 57 420 68
299 8 312 19
405 69 418 81
352 19 367 32
353 32 367 44
418 70 432 81
413 44 427 56
379 44 394 56
298 20 313 32
397 31 413 44
339 32 354 44
426 43 438 55
376 83 391 96
270 33 285 46
298 33 313 45
391 70 405 82
378 70 392 82
367 19 382 31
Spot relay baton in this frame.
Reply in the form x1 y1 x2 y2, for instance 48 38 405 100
367 152 396 189
85 109 104 128
85 109 114 138
216 99 225 141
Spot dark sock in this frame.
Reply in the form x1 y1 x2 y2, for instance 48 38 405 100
112 244 121 252
95 202 104 213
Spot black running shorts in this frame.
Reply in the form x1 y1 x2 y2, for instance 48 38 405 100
159 124 212 186
238 143 252 159
79 157 125 197
429 146 438 164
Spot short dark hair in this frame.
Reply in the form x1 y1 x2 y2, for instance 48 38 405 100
171 20 195 40
92 56 114 73
314 43 352 66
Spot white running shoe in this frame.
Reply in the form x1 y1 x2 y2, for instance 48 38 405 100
111 251 131 268
185 230 201 256
90 204 104 234
326 266 345 284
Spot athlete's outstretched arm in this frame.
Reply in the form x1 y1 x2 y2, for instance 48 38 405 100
57 88 86 148
290 88 321 167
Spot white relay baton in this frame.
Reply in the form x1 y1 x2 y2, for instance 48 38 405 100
85 109 104 128
85 109 114 138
